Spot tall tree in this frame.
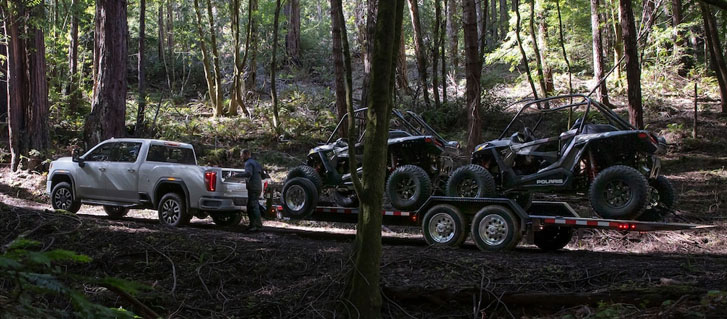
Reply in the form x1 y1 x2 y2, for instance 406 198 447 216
136 0 147 134
529 0 548 101
358 0 377 109
619 0 643 128
229 0 253 117
84 0 128 145
396 24 412 94
479 0 488 56
607 0 624 87
432 0 442 108
499 0 508 39
672 0 690 75
513 0 539 100
66 0 80 108
157 2 164 61
440 3 448 104
463 0 482 151
245 0 258 94
271 0 282 133
447 0 459 73
556 0 573 97
407 0 430 106
490 0 497 41
701 3 727 113
590 0 610 105
193 0 224 116
331 0 348 124
166 0 174 87
286 0 300 64
536 0 553 95
343 0 405 316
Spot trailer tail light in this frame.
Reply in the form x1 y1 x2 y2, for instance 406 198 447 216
204 171 217 192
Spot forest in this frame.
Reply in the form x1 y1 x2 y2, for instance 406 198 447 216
1 0 727 317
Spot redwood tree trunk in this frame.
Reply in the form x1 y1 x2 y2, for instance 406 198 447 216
499 0 508 39
619 0 643 128
537 0 553 95
433 0 442 108
136 0 146 134
286 0 301 64
358 0 377 109
66 0 80 108
591 0 610 105
84 0 128 145
463 0 482 151
407 0 430 106
514 0 539 100
271 0 282 133
529 0 548 101
701 3 727 113
331 0 348 126
447 0 459 72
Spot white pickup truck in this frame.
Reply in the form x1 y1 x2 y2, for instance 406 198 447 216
47 138 256 227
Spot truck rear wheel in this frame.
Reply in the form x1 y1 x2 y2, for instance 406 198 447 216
51 182 81 213
386 165 432 211
211 212 243 227
639 176 676 222
287 165 323 191
103 206 130 219
421 204 468 247
282 177 319 219
534 226 573 251
446 164 497 198
589 165 649 220
158 193 191 227
471 205 521 251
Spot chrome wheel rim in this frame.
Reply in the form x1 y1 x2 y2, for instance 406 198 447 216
161 199 181 224
285 184 306 211
478 214 508 246
604 180 632 208
428 212 456 243
396 177 416 200
54 188 73 210
457 178 478 197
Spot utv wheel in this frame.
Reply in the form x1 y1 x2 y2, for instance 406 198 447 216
421 204 468 247
588 165 649 220
639 176 677 222
282 177 319 219
211 212 243 227
103 206 130 219
534 226 573 251
386 165 432 211
287 165 323 191
158 193 191 227
333 189 359 208
471 205 522 251
51 182 81 213
446 164 497 198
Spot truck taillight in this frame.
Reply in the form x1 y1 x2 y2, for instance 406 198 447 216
204 171 217 192
264 181 269 192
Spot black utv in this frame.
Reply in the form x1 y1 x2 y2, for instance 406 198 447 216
446 95 675 221
281 108 461 218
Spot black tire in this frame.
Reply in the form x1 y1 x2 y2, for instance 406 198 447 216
158 193 191 227
211 212 243 227
639 176 677 222
510 193 533 211
446 164 497 198
281 177 319 219
534 226 574 251
470 205 522 251
50 182 81 213
421 204 468 247
386 165 432 211
333 189 359 208
588 165 649 220
103 206 130 219
287 165 323 191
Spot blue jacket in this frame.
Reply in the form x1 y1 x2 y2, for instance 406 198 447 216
242 158 263 191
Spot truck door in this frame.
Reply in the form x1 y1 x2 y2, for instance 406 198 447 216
104 142 143 203
76 142 115 200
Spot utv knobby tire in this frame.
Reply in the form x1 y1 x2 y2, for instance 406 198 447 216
286 165 323 191
534 226 573 251
470 205 522 251
211 212 243 227
51 182 81 213
386 165 432 211
639 176 677 222
446 164 497 198
589 165 649 220
333 189 359 208
282 177 319 219
158 193 191 227
421 204 468 247
103 205 130 219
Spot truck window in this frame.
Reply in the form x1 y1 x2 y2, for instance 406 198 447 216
146 144 196 165
110 142 143 162
85 142 116 161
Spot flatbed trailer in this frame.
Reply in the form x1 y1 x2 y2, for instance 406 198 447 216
264 189 710 251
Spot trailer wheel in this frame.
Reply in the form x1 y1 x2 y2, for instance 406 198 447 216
534 226 573 251
287 165 323 191
422 204 468 247
282 177 319 219
386 165 432 211
446 164 497 198
639 176 676 222
211 212 243 227
589 165 649 220
471 205 521 251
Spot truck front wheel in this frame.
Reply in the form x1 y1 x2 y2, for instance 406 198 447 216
51 182 81 213
158 193 191 227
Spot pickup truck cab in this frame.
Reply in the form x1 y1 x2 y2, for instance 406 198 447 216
47 138 253 227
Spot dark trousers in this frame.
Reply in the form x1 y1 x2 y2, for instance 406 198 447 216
247 188 263 227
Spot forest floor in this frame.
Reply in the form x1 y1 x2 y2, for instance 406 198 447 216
2 93 727 318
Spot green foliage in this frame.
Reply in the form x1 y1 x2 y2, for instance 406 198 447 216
0 237 139 319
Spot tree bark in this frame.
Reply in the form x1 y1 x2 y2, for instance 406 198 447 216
358 0 377 109
463 0 481 152
245 0 258 94
5 1 28 170
66 0 80 108
136 0 146 135
157 2 164 61
607 0 624 87
440 3 448 104
286 0 301 64
490 0 498 41
590 0 611 105
193 0 218 115
500 0 508 39
397 22 412 94
529 0 548 101
271 0 282 133
166 0 174 88
619 0 643 128
447 0 459 73
513 0 539 100
537 0 554 95
344 0 405 317
672 0 690 75
701 3 727 113
556 0 573 97
433 0 442 108
407 0 430 106
332 0 348 125
84 0 128 146
479 0 488 56
205 0 223 116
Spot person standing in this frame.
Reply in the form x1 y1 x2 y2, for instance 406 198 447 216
240 149 264 231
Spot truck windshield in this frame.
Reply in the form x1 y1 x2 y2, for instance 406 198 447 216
146 144 196 165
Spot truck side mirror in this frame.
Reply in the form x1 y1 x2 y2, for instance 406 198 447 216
72 149 85 167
